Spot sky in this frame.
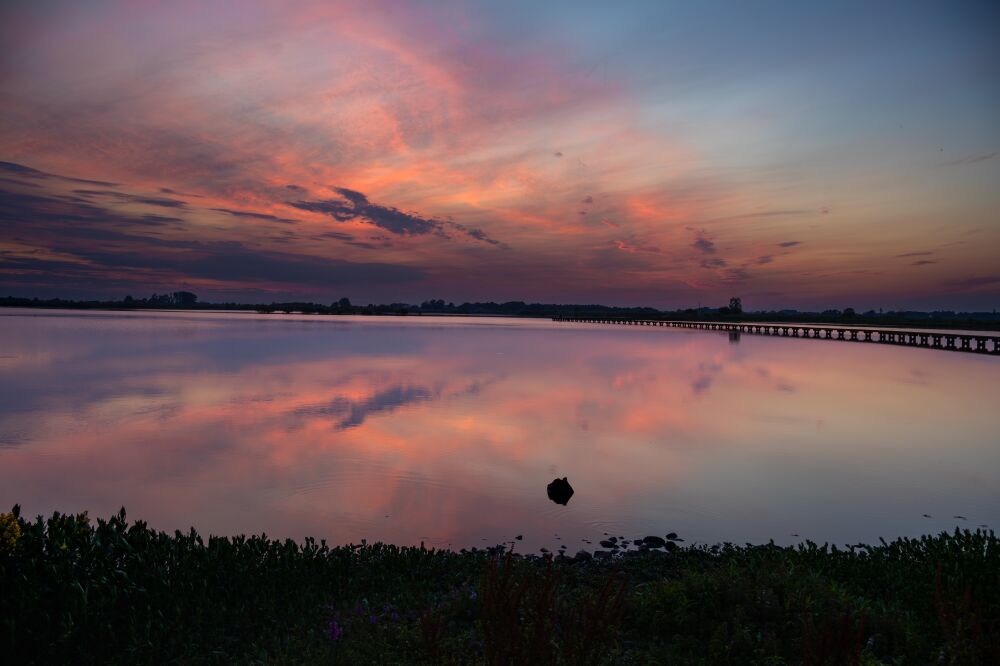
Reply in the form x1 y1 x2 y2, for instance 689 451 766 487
1 0 998 310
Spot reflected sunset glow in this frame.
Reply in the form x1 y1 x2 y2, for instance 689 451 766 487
1 310 996 550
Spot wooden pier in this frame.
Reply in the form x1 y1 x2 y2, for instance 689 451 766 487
552 317 1000 355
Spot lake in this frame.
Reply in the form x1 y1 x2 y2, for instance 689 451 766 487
1 308 997 553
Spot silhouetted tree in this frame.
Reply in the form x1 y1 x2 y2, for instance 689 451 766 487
172 291 197 306
729 297 743 314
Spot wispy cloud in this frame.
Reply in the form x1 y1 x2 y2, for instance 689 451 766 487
0 161 118 188
946 275 1000 290
212 208 298 224
72 189 187 208
691 230 716 254
940 152 996 167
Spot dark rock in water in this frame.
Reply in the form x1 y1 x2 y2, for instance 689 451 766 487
594 550 611 560
599 539 617 549
666 532 678 540
608 536 618 543
664 540 678 552
574 550 592 562
515 534 523 540
546 477 574 505
643 536 666 548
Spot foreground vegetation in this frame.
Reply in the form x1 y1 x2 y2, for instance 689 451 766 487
2 507 998 664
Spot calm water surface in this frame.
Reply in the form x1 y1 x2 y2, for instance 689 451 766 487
1 308 997 552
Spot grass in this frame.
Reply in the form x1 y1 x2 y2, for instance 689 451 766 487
2 506 999 664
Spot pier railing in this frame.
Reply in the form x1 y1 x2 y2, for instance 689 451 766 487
552 317 1000 355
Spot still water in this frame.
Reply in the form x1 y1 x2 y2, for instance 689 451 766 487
1 308 997 552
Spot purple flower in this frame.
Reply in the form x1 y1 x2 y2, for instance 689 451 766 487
326 619 344 642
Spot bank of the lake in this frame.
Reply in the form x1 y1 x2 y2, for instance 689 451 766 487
2 508 998 665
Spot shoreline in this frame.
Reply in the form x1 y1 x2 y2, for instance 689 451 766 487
4 302 1000 334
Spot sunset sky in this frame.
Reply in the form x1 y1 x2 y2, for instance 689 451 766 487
1 0 998 310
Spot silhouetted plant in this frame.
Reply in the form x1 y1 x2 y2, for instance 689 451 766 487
800 607 864 666
935 561 1000 664
560 571 627 664
420 606 446 662
480 553 560 664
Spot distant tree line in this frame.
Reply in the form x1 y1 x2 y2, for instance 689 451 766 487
1 294 998 330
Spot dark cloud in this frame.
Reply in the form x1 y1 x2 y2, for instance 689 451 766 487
692 235 716 254
554 151 563 158
290 187 500 245
72 189 187 208
0 176 42 189
450 222 502 246
777 241 801 248
311 230 389 250
754 255 773 265
0 187 424 291
1 189 181 236
722 267 751 282
2 238 422 289
582 195 593 204
699 257 727 269
315 231 355 241
896 251 934 258
211 207 297 223
912 260 936 266
701 209 807 225
691 375 713 394
0 160 118 187
136 214 184 227
285 184 306 191
292 188 436 235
